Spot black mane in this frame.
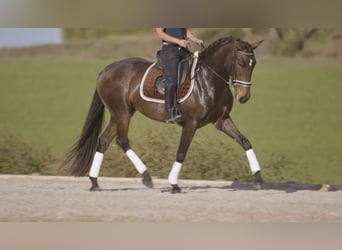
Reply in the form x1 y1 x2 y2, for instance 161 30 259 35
199 36 253 59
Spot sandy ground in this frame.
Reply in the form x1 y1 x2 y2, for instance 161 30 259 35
1 174 342 222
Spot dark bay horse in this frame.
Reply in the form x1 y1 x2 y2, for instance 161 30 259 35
65 36 264 193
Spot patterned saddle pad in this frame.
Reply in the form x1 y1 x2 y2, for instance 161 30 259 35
139 52 199 104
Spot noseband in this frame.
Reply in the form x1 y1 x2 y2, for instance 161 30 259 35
230 49 255 88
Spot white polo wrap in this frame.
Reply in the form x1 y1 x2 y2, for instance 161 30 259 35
125 149 147 174
168 161 182 185
246 149 261 174
89 152 104 178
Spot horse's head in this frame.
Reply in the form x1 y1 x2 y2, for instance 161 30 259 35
230 39 263 103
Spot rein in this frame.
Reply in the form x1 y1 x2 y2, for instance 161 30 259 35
199 59 231 87
188 45 231 87
196 47 254 88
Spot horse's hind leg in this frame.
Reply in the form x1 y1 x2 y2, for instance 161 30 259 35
115 115 154 188
89 119 117 191
89 115 154 190
214 116 264 188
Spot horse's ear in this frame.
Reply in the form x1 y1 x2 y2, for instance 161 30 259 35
251 40 264 50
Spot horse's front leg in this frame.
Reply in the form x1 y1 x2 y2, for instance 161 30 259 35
167 123 197 193
214 116 264 188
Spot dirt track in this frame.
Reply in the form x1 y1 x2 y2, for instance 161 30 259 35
1 175 342 222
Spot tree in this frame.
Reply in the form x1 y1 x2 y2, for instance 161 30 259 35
268 28 319 56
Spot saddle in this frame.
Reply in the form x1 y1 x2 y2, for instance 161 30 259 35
140 52 199 103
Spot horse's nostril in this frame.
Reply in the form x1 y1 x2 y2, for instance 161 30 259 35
239 96 248 103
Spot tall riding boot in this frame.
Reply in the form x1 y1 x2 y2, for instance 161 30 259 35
164 84 177 123
165 84 176 123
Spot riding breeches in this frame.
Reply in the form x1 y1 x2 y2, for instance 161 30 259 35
158 44 190 85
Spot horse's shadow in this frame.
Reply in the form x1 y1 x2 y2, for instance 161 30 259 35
183 182 342 194
89 187 141 192
91 182 342 194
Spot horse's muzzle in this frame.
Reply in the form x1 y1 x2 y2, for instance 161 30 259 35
234 85 251 104
238 96 249 103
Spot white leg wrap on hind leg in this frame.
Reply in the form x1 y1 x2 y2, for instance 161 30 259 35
89 152 104 178
246 149 261 174
125 149 147 174
168 161 182 185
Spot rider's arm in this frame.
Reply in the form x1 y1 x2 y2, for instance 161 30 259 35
155 28 188 48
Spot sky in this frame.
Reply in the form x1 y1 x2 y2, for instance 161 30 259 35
0 28 63 48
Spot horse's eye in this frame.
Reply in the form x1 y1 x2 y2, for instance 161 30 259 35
238 60 245 67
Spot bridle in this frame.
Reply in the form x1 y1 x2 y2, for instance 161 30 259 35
195 46 255 88
230 49 255 88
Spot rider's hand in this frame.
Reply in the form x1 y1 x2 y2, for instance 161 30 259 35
197 40 204 46
178 39 189 48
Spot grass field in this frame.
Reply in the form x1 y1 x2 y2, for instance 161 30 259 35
232 59 342 184
0 52 341 184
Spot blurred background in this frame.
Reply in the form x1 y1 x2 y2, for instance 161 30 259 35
0 28 341 185
1 28 341 59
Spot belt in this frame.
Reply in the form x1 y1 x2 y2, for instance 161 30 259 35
162 42 185 51
163 42 180 47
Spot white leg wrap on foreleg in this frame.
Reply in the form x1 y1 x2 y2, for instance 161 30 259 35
168 161 182 185
246 148 261 174
89 152 104 178
125 149 147 174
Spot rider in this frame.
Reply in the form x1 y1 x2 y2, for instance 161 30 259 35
155 28 204 123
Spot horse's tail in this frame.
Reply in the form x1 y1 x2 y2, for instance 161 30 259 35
64 89 105 176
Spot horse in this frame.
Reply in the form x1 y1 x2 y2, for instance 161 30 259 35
64 36 264 193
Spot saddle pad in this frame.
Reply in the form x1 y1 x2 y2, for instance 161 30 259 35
139 52 199 104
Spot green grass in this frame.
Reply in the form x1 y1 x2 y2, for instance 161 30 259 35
0 59 105 155
231 59 342 184
0 57 341 184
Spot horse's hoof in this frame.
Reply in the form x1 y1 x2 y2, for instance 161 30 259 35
89 177 101 191
254 171 265 190
171 184 181 194
255 182 264 190
142 171 154 188
90 186 102 191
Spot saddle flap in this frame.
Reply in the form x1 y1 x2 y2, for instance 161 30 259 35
178 56 191 87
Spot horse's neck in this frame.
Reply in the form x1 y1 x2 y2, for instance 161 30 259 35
195 48 233 97
202 46 233 80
